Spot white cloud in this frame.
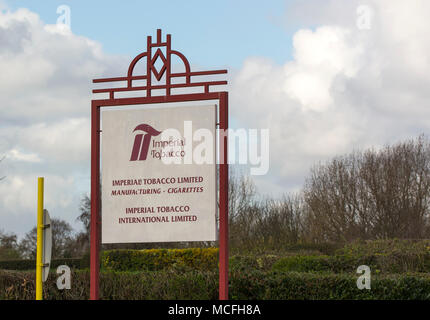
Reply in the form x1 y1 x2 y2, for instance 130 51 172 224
15 118 91 164
0 172 81 235
6 149 41 163
0 8 127 237
284 26 363 111
231 0 430 195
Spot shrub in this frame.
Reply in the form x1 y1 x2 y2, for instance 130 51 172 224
272 255 332 273
0 259 35 271
102 249 280 273
101 248 219 272
271 250 430 275
283 242 341 255
80 251 91 269
0 258 83 271
3 269 430 300
336 239 430 256
229 254 280 272
335 239 430 273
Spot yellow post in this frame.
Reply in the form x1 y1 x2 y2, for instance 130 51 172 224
36 177 44 300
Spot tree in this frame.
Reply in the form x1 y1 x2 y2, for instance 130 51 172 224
303 135 430 242
19 218 76 259
77 194 91 237
227 168 258 250
51 218 75 258
18 227 37 259
0 230 21 260
71 194 91 256
225 169 306 251
254 194 305 247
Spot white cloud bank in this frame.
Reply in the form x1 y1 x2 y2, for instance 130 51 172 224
0 8 128 237
231 0 430 195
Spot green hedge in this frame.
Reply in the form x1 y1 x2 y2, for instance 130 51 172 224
101 248 282 273
229 254 280 272
2 269 430 300
336 239 430 256
100 242 430 275
0 258 85 271
272 253 430 274
0 249 276 273
4 246 429 275
101 248 219 272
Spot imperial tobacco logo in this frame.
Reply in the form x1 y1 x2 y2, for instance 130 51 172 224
129 121 270 176
130 124 162 161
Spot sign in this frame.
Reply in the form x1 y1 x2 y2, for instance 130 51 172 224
101 104 217 243
42 209 52 282
91 29 229 300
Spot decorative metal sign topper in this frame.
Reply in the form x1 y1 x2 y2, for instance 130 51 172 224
93 29 227 99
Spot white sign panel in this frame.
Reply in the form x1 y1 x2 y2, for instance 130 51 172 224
101 104 217 243
42 209 52 282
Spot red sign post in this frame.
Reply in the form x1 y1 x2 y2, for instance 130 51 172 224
90 29 229 300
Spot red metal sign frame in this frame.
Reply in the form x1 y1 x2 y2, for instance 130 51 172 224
90 29 229 300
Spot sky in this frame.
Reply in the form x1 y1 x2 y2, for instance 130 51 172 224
1 0 430 239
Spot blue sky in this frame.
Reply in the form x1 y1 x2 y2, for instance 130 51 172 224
6 0 295 68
